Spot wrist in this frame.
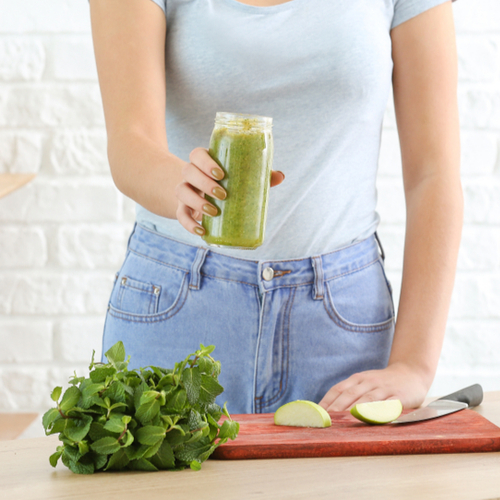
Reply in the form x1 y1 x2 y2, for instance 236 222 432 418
386 360 435 392
109 133 183 219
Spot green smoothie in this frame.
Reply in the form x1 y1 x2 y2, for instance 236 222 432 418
202 113 273 249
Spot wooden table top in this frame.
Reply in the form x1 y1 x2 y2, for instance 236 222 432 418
1 392 500 500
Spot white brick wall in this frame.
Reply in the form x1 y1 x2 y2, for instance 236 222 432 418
378 0 500 398
0 0 499 413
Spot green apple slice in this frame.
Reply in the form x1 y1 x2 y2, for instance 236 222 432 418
350 399 403 424
274 400 332 428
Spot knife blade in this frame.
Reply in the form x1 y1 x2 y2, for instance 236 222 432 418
391 383 483 424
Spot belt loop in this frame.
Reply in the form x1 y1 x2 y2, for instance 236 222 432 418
189 247 208 290
374 232 385 262
311 256 324 300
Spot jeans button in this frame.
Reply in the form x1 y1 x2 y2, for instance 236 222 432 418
262 267 274 281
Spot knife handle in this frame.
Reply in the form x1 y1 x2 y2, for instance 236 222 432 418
437 383 483 408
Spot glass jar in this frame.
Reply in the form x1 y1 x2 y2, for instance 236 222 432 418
202 112 274 249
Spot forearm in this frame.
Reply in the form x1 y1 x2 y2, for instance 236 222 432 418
388 172 463 387
107 130 183 220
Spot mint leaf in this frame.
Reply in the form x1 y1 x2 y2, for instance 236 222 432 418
59 386 81 413
121 430 135 448
149 440 175 470
196 357 213 375
157 373 174 390
128 458 158 471
105 448 129 471
136 425 166 446
63 444 82 463
218 420 239 441
49 450 62 467
42 408 61 433
69 373 85 386
66 458 94 475
51 386 62 402
92 452 108 470
78 441 89 456
199 375 224 404
165 426 189 448
198 344 215 356
142 437 164 458
135 398 160 425
105 341 126 365
103 418 125 434
88 422 116 442
187 409 203 431
125 444 149 461
102 380 126 403
190 460 202 471
134 381 149 410
165 388 187 412
175 441 212 463
65 415 92 442
90 437 121 455
182 367 201 405
90 366 116 384
81 383 104 400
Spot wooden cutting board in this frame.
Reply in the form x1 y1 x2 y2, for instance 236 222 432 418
212 409 500 460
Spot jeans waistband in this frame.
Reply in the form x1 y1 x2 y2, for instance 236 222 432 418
129 224 381 296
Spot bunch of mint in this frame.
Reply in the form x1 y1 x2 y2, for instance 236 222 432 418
42 341 239 474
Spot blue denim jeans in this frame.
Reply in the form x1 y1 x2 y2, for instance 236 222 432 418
102 224 395 414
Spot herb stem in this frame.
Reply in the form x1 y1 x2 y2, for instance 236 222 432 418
117 424 128 443
57 407 68 419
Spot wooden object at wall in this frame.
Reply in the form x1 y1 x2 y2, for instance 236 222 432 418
0 173 36 199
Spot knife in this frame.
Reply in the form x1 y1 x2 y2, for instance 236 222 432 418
391 383 483 424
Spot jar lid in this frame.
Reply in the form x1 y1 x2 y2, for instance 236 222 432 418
215 112 272 131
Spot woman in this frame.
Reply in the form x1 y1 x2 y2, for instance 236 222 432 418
89 0 462 414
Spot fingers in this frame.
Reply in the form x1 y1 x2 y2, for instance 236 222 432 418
189 147 225 181
183 160 227 201
176 182 218 218
179 148 286 236
270 170 285 187
176 201 205 236
320 372 396 412
176 148 225 235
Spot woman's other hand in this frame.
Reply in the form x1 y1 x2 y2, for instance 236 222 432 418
176 147 285 236
318 363 430 412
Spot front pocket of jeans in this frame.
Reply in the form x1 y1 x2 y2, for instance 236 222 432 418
117 276 160 315
324 260 395 332
109 251 189 321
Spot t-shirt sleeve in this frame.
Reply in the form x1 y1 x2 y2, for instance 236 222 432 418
149 0 166 14
391 0 457 30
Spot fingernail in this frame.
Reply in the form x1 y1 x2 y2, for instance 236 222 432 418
194 227 205 236
211 168 224 180
212 186 227 200
279 171 285 180
202 204 218 217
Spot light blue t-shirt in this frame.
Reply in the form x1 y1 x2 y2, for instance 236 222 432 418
137 0 455 260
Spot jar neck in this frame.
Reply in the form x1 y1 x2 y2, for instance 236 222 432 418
214 112 272 132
